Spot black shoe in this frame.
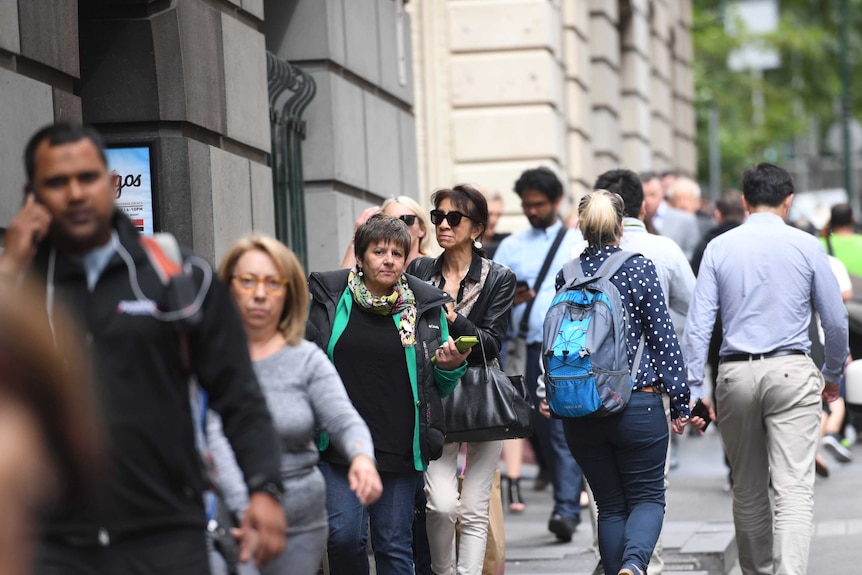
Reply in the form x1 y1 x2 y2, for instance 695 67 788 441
548 514 579 543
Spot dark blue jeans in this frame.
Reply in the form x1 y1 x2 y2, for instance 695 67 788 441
320 461 419 575
562 391 668 575
526 343 582 519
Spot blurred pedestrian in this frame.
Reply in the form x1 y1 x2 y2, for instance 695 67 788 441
408 185 515 574
207 235 383 575
682 163 849 575
0 283 100 575
306 214 470 575
0 123 286 575
555 190 693 575
639 172 700 260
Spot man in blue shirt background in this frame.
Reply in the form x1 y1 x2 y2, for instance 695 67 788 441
494 167 584 542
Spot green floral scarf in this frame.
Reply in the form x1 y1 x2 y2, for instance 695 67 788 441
347 269 417 347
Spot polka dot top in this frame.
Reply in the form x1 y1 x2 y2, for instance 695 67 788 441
555 245 691 419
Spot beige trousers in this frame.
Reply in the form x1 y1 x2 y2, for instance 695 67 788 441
716 354 823 575
425 440 503 575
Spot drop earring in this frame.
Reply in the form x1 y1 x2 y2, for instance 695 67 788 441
357 267 364 277
473 238 483 249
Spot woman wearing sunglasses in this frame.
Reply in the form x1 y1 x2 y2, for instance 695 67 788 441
340 196 434 269
207 235 383 575
407 185 516 575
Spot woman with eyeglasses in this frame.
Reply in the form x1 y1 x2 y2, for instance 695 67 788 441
307 213 470 575
407 185 516 575
340 195 434 269
207 235 383 575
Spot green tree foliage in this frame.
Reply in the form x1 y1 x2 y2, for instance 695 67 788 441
693 0 862 189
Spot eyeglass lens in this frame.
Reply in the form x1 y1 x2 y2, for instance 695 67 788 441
233 274 287 294
398 214 417 226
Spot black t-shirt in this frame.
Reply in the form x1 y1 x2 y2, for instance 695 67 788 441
331 306 415 473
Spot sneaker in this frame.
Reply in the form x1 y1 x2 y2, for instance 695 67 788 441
821 434 853 463
548 514 579 543
815 453 830 478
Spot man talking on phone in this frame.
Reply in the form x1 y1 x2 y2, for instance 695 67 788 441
682 163 848 575
0 123 286 574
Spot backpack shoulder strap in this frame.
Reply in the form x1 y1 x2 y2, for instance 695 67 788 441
140 233 184 285
594 250 638 280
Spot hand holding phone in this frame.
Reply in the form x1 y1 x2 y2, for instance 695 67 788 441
0 194 52 276
431 336 478 364
514 280 534 305
691 399 712 431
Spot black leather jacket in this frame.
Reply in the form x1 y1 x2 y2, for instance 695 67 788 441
306 269 465 468
407 252 516 366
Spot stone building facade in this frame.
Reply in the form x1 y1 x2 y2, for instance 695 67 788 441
409 0 696 230
0 0 416 271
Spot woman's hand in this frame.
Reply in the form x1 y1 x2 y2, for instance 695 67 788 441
671 417 689 435
348 454 382 506
538 398 551 419
435 336 470 370
354 206 381 233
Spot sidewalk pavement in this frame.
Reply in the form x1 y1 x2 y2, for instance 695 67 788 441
501 424 862 574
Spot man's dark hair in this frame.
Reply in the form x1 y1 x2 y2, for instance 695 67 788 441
716 189 745 222
594 169 643 218
660 169 678 179
25 123 107 185
828 202 854 230
514 167 563 202
740 163 794 208
639 171 659 183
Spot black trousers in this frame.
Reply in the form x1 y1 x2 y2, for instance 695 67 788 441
35 529 210 575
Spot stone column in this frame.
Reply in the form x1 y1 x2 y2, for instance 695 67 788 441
77 0 274 263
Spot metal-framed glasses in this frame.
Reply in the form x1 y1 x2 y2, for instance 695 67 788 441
232 274 289 295
430 209 473 227
398 214 418 226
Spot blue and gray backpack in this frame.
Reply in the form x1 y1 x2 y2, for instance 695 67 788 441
541 250 645 418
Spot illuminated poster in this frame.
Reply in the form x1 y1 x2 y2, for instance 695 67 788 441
105 146 154 236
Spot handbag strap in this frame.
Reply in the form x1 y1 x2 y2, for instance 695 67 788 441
519 225 567 337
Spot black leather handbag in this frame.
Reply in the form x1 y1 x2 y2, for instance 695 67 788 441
442 335 535 443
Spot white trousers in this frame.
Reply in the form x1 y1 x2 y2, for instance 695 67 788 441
424 440 503 575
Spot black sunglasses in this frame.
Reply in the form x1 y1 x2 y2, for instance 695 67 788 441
398 214 418 226
430 209 473 227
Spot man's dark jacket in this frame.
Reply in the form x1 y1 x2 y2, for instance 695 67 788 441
33 212 281 543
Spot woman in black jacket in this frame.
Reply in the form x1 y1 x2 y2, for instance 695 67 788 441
407 185 516 575
306 214 470 575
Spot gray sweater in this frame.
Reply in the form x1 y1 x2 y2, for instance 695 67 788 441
207 340 375 534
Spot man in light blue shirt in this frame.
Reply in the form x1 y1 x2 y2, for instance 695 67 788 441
494 167 584 542
682 163 848 575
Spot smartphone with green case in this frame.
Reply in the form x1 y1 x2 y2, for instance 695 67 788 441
431 335 479 362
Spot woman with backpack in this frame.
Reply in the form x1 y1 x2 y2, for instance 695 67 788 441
407 185 516 575
550 190 696 575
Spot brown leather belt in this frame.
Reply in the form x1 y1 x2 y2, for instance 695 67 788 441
635 385 657 393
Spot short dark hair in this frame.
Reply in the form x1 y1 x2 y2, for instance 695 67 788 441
514 167 563 202
353 213 412 262
740 163 794 208
594 169 643 218
639 171 659 183
716 189 745 222
25 123 107 185
829 203 854 229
